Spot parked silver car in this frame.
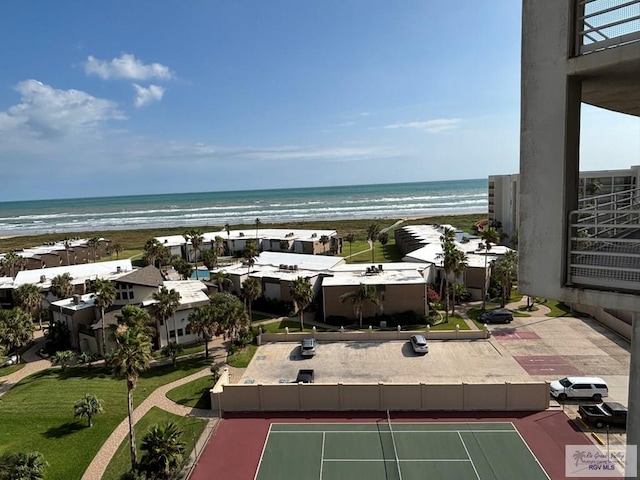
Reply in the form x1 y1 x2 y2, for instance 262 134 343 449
409 334 428 354
301 338 317 357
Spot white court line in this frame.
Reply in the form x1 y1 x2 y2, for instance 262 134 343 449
253 424 273 480
457 431 481 480
269 429 516 434
511 423 552 480
322 459 472 463
319 432 325 480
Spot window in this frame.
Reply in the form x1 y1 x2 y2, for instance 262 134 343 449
572 384 591 390
177 329 184 337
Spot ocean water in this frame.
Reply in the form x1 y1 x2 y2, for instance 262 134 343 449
0 179 487 236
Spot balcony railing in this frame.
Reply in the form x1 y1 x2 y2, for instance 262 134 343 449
567 187 640 293
575 0 640 54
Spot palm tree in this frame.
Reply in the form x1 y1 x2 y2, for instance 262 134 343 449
243 240 258 275
224 222 231 239
319 235 330 254
0 251 26 277
139 422 186 480
242 277 262 322
289 276 313 331
93 278 116 355
143 239 168 268
162 342 184 368
208 292 249 342
436 242 456 322
188 306 215 358
214 235 226 257
108 326 153 471
340 283 379 328
344 233 356 258
50 273 73 299
14 283 42 329
493 250 519 307
480 227 501 309
73 393 104 427
255 217 262 240
450 248 469 316
202 249 218 270
152 287 182 346
110 243 124 259
437 227 456 299
0 308 35 353
184 228 204 280
212 270 232 293
378 232 389 257
0 451 48 480
87 237 100 262
51 350 75 371
366 224 381 262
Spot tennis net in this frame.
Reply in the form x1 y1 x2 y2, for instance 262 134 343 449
386 409 403 480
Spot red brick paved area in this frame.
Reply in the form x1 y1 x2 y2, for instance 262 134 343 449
514 355 582 376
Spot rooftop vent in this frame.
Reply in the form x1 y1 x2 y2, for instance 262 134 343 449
116 266 122 273
72 294 81 305
39 275 46 283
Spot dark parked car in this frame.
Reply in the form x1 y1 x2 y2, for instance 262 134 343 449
296 369 315 383
300 338 316 357
409 334 429 354
478 309 514 324
579 402 627 429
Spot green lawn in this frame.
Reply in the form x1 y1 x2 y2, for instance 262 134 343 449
227 344 258 368
541 299 574 317
0 357 210 480
429 315 471 331
0 363 25 377
166 376 212 409
342 241 403 264
102 406 207 480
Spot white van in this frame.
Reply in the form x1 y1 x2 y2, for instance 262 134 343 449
549 376 608 401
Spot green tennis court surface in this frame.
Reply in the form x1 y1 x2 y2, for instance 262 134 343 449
255 422 550 480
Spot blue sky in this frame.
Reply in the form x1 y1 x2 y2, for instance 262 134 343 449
0 1 638 201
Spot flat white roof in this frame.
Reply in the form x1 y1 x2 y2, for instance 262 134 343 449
255 251 344 271
156 228 338 246
13 237 107 259
143 280 209 308
403 242 508 268
51 293 96 311
13 260 133 288
322 267 427 287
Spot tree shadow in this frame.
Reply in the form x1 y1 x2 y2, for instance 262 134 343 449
43 421 85 438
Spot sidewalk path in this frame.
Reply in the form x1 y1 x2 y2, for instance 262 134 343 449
80 368 217 480
0 331 50 396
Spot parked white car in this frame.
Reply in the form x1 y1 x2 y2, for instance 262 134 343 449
549 376 608 401
2 354 19 367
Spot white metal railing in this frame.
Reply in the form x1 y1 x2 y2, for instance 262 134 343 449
567 187 640 292
575 0 640 54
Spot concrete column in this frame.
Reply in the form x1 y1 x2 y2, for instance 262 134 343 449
627 312 640 475
520 0 581 299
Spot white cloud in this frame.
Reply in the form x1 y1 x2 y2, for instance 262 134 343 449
85 53 173 81
133 84 165 108
383 118 461 133
0 79 124 140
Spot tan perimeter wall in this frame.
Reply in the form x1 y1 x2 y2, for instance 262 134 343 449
572 303 632 341
211 381 549 413
258 327 489 344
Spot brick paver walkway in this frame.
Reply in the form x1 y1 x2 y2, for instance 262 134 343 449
0 330 50 396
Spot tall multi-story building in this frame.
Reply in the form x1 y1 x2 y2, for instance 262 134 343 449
519 0 640 460
489 166 640 245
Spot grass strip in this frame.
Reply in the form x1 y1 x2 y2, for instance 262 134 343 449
166 376 213 409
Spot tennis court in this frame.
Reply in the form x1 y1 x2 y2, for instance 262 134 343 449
255 417 550 480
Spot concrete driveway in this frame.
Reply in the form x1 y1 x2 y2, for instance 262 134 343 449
241 313 630 404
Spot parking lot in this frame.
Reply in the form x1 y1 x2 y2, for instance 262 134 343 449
241 313 630 405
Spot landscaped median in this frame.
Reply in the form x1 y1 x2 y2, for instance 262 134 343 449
0 357 211 480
